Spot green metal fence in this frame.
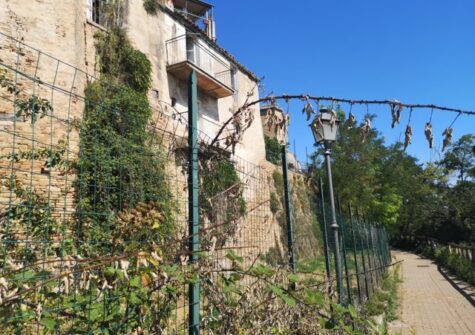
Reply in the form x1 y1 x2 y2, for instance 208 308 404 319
314 180 391 307
0 31 392 334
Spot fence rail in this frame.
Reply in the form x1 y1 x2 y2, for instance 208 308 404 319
400 236 475 268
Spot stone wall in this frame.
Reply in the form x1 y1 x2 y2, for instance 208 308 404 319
0 0 96 220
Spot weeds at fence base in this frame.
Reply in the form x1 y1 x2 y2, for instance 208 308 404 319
364 263 402 334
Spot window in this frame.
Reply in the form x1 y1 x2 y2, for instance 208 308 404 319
87 0 106 26
151 89 160 104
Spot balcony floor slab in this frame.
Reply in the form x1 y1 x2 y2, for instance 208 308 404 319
167 61 234 99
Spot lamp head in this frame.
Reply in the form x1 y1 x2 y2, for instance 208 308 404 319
310 108 340 144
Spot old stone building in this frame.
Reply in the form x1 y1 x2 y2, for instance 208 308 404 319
0 0 302 268
0 0 318 273
260 104 288 144
0 0 266 163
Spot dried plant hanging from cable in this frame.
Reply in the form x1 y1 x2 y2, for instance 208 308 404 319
404 108 413 151
361 105 372 143
344 103 357 130
424 108 434 149
302 95 315 121
442 112 461 151
390 100 403 128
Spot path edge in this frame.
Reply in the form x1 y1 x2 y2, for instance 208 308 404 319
437 265 475 307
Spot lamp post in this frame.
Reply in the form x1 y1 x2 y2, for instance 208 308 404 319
310 108 343 304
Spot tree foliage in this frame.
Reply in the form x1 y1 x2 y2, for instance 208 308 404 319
309 111 474 244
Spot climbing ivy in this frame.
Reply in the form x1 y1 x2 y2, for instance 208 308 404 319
76 26 174 257
1 68 53 123
143 0 160 15
77 82 174 255
94 28 152 94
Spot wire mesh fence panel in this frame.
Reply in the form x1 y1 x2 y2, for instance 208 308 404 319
315 178 393 307
0 31 197 334
0 30 394 334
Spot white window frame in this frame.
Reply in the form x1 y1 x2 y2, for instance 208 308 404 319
86 0 106 27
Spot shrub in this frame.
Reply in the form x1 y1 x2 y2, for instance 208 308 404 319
434 246 475 286
270 191 280 214
265 136 282 165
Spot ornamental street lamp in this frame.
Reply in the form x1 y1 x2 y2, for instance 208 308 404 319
310 108 344 304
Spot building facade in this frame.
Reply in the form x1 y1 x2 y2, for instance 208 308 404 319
0 0 266 164
0 0 287 270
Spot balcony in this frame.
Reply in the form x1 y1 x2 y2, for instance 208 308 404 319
166 35 234 98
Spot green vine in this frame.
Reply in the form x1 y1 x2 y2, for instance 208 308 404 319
0 68 19 94
143 0 160 15
75 25 175 257
0 138 69 172
0 68 53 123
94 27 152 94
0 176 64 263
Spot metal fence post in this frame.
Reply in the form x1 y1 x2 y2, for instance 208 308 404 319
337 196 352 305
372 225 382 285
375 226 384 284
358 209 373 298
188 70 200 335
366 222 378 289
357 218 370 301
376 227 384 272
319 178 332 287
384 229 391 264
348 202 362 305
381 229 387 266
282 144 296 275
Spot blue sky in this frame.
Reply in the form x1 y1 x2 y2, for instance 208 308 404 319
213 0 475 165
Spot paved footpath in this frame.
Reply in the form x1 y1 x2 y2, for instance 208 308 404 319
389 251 475 335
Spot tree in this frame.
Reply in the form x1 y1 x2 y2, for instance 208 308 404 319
439 134 475 183
308 113 474 244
